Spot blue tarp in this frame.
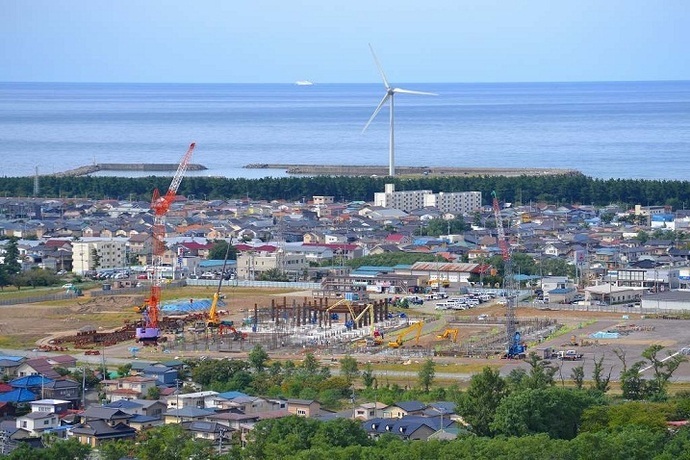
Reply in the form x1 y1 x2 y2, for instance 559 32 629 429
160 298 220 313
589 331 620 339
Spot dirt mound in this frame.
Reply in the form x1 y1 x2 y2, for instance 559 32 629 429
75 295 145 313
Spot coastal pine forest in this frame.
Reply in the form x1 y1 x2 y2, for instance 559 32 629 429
1 174 690 208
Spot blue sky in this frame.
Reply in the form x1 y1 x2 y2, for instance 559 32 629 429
2 0 688 83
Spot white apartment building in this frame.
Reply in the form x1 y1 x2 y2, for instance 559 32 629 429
374 183 481 214
72 238 128 275
424 191 482 214
236 249 308 280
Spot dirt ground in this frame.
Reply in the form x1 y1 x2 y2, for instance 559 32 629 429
5 289 690 383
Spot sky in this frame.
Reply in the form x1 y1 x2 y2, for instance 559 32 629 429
2 0 689 84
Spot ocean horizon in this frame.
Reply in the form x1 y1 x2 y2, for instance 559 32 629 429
1 80 689 181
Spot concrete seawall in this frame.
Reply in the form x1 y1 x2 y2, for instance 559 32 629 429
53 163 207 177
245 164 581 177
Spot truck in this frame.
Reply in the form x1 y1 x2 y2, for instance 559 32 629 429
557 349 584 361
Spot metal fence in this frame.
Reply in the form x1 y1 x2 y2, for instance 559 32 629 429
185 279 321 290
0 291 78 306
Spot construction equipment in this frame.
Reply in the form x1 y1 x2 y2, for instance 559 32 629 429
135 143 196 345
492 190 524 359
388 321 424 348
437 328 459 343
207 238 234 330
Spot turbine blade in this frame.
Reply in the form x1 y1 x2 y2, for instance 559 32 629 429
362 94 391 133
368 43 390 89
392 88 438 96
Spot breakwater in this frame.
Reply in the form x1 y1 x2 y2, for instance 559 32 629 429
245 164 580 177
54 163 208 177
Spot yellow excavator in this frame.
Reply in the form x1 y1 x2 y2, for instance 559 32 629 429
388 321 424 348
437 328 459 343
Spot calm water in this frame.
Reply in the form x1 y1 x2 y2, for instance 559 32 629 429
1 81 689 180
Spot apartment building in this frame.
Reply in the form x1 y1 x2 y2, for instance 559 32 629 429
374 183 481 214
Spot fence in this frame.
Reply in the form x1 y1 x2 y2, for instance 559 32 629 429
0 291 78 306
185 279 321 290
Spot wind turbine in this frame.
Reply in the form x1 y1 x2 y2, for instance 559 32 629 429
363 44 437 177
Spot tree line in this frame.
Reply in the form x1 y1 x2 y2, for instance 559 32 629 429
2 174 690 207
6 343 690 459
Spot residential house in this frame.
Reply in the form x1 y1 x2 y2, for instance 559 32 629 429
42 379 81 409
29 399 72 415
363 415 454 440
180 420 233 444
15 358 61 379
15 411 61 438
141 364 178 386
383 401 428 419
540 276 577 304
164 407 216 424
0 356 25 379
45 355 77 370
166 391 219 410
354 402 387 420
103 376 158 402
70 420 137 447
287 399 321 417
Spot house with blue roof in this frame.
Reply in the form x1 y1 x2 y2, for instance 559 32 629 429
10 375 54 398
164 407 216 424
0 388 38 404
383 401 427 418
142 364 178 386
362 415 455 441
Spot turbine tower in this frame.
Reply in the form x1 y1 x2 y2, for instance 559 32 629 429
362 44 437 177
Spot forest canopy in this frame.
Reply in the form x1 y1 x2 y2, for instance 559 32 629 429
2 174 689 208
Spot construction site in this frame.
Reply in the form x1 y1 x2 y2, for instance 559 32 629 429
16 145 671 376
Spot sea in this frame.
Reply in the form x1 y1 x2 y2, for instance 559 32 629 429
1 81 689 181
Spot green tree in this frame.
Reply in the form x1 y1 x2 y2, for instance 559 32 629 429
208 239 237 261
146 385 161 400
591 355 613 393
117 363 132 377
418 358 436 392
244 415 320 459
339 355 359 386
248 344 269 373
571 365 585 390
311 418 371 449
301 353 320 374
3 237 22 275
90 247 101 270
491 387 598 440
643 344 687 399
456 366 507 436
99 439 136 460
136 424 213 460
361 363 375 389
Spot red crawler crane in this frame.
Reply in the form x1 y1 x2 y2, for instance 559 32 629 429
136 143 196 344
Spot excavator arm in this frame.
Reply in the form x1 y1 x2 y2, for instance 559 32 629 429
388 321 423 348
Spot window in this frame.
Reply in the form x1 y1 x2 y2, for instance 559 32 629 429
297 409 306 415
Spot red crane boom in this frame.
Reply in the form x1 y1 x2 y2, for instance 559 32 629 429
136 142 196 344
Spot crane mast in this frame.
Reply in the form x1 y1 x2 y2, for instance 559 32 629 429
136 142 196 344
492 191 523 358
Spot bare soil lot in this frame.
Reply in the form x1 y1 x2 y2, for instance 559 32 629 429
4 289 690 383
